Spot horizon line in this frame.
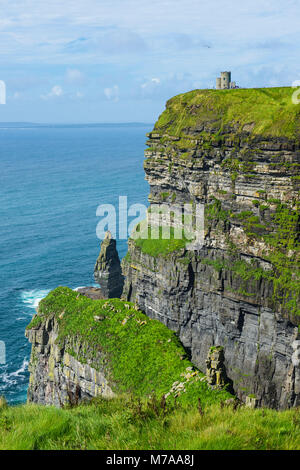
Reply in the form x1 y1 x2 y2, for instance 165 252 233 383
0 121 153 125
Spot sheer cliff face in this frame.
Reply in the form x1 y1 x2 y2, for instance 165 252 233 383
26 313 114 406
122 88 300 409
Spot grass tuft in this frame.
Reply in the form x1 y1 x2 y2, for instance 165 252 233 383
0 398 299 450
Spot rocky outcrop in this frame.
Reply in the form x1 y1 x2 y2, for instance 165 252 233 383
26 287 232 408
94 231 124 298
205 346 231 390
122 88 300 409
26 313 114 406
76 286 105 300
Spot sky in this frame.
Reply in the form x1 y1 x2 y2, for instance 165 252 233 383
0 0 299 123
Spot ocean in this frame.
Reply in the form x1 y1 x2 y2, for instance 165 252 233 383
0 124 151 404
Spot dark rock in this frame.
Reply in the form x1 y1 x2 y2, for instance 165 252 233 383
122 245 300 409
25 314 114 406
122 118 300 409
94 231 124 298
206 346 231 390
76 286 106 300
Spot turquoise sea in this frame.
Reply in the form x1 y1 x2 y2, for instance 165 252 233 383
0 124 151 404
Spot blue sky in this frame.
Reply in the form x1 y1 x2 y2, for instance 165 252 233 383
0 0 299 123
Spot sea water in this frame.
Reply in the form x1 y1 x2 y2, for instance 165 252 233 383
0 124 151 404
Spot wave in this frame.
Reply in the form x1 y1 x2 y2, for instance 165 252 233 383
73 286 86 291
73 284 99 291
8 357 29 379
21 287 99 304
0 357 29 389
20 289 50 310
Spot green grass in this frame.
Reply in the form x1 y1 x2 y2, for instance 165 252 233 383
154 87 300 140
27 287 230 406
132 224 191 257
128 197 299 317
204 197 300 317
1 397 299 450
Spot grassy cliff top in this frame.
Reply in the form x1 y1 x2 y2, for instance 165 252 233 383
27 287 231 406
154 87 300 139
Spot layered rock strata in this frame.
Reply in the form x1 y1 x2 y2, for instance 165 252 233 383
26 313 114 406
122 88 300 409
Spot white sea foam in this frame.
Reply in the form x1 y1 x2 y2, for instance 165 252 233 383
0 358 29 389
21 289 50 309
74 285 100 291
9 357 29 378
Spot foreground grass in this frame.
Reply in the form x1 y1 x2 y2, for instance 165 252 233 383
22 288 300 450
0 397 299 450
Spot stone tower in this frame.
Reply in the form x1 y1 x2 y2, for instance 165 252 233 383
94 231 124 298
220 71 231 89
216 71 237 90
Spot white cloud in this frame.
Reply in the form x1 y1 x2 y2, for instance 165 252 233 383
51 85 63 96
104 85 119 102
41 85 63 100
141 77 160 89
1 0 300 120
65 68 85 84
0 0 300 64
50 85 63 96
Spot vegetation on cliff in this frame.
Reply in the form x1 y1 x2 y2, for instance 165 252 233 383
130 224 190 257
126 197 299 317
1 396 299 450
205 197 300 318
139 86 300 318
154 87 300 140
16 88 300 450
20 287 300 450
27 287 231 406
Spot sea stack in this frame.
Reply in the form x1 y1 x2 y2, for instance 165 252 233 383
94 231 124 298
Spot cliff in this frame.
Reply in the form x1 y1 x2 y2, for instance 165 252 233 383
26 287 231 406
25 87 300 410
122 87 300 409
